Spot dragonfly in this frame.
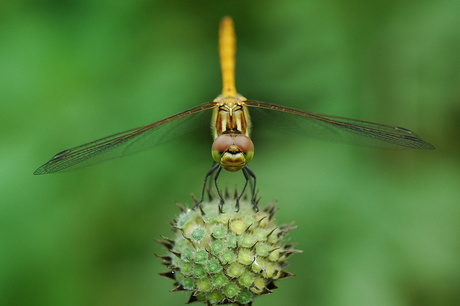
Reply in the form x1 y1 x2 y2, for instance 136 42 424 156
35 17 434 212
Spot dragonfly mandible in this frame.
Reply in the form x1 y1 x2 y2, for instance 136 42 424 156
35 17 434 211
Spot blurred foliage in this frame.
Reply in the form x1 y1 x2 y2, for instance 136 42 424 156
1 0 459 305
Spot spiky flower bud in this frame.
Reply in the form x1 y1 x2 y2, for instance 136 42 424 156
158 191 300 305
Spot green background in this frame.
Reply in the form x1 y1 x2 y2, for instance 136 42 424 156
1 1 459 305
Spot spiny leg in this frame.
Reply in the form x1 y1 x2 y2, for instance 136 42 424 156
242 166 258 212
213 166 225 213
235 168 250 212
193 163 220 210
245 167 259 212
246 166 256 203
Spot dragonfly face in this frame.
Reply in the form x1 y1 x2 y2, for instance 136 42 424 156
212 134 254 172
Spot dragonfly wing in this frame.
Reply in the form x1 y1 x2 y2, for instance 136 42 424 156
245 100 434 149
34 102 216 174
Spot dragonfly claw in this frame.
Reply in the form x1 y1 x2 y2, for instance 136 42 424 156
251 199 259 212
192 200 202 211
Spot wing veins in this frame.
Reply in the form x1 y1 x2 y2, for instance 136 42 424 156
35 102 216 174
244 100 434 149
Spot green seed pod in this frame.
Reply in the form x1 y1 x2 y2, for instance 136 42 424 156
158 192 300 305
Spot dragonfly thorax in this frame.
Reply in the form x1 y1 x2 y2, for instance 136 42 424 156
212 134 254 172
212 94 251 139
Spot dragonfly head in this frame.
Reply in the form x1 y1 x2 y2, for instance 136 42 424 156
212 134 254 172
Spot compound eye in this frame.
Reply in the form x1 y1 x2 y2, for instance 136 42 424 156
212 135 234 153
233 135 254 153
212 135 233 163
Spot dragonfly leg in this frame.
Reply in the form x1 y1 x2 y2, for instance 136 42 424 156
236 168 250 212
212 166 225 213
247 167 258 211
238 166 258 212
193 163 220 210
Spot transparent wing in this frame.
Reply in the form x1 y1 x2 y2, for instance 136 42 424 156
244 100 434 149
34 102 216 174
